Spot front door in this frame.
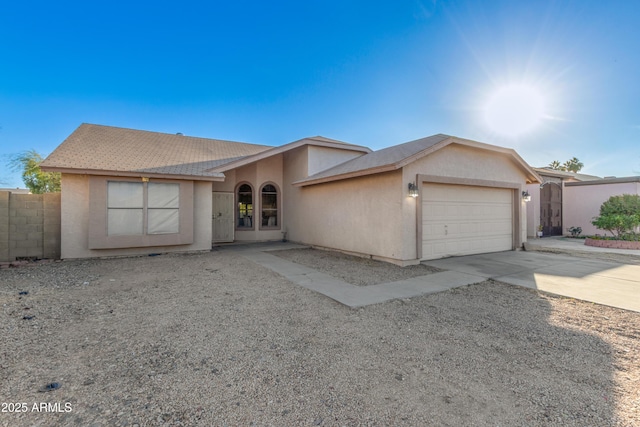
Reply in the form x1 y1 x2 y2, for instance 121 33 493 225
212 192 234 243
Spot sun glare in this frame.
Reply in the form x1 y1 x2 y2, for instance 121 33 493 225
484 84 545 136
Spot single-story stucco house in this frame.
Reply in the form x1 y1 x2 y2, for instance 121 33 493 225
41 123 542 265
525 168 640 238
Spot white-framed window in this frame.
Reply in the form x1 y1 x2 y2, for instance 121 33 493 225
147 182 180 234
236 183 254 229
107 182 144 236
107 181 180 236
260 183 280 229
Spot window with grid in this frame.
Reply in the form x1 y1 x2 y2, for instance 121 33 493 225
107 181 180 236
261 184 278 228
237 184 253 228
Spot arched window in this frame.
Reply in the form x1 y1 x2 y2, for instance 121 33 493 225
260 183 279 229
236 183 253 229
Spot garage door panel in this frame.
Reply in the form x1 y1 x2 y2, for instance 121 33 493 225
422 184 513 260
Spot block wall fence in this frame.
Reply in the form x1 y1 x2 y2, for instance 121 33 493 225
0 191 61 262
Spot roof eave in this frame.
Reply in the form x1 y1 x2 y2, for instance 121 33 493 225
293 164 399 187
40 166 226 182
209 138 371 173
565 176 640 186
294 135 543 186
398 136 542 184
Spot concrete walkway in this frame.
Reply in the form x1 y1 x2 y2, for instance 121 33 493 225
220 241 640 312
425 250 640 313
222 243 485 308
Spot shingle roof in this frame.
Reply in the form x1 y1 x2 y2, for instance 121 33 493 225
293 134 450 184
207 135 371 173
294 134 541 186
533 167 602 182
565 175 640 186
293 134 457 185
40 123 272 180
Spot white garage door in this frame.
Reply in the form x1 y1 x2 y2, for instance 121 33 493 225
421 184 513 260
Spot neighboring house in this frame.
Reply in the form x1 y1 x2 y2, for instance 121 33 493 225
525 168 640 237
525 168 601 237
564 176 640 236
41 123 541 265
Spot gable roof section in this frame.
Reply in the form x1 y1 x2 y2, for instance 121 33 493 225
294 134 541 186
40 124 272 181
533 167 602 182
206 135 372 173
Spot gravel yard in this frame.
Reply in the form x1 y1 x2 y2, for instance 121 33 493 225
1 249 638 426
271 248 442 286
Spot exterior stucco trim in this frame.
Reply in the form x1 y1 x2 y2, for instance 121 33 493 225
415 174 523 260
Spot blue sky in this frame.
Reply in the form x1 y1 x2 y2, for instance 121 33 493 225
1 0 639 187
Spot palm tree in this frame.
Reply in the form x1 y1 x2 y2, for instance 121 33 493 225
548 160 562 170
562 157 584 173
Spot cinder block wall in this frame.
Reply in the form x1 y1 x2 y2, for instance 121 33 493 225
0 192 9 261
0 191 61 262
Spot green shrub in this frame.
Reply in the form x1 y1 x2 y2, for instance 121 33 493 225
567 226 582 237
591 194 640 237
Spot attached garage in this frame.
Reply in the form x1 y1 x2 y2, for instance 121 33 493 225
295 135 540 265
421 183 515 260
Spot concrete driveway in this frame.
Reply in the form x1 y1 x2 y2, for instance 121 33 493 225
424 251 640 312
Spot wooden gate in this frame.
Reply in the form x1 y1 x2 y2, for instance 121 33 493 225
540 183 562 236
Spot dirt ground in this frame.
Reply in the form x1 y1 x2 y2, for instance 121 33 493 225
271 247 442 285
0 249 638 426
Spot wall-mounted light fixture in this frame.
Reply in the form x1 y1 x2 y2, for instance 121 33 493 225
522 190 531 202
408 182 419 198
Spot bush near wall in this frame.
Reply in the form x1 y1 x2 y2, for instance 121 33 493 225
591 194 640 237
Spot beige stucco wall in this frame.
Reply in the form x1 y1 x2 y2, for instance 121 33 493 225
215 146 366 244
285 143 530 264
216 154 284 242
283 146 405 261
60 174 212 259
525 182 541 237
402 144 530 259
307 146 366 176
282 146 308 243
564 182 640 236
289 170 405 261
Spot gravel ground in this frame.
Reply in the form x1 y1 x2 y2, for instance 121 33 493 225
270 248 442 286
0 250 638 426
